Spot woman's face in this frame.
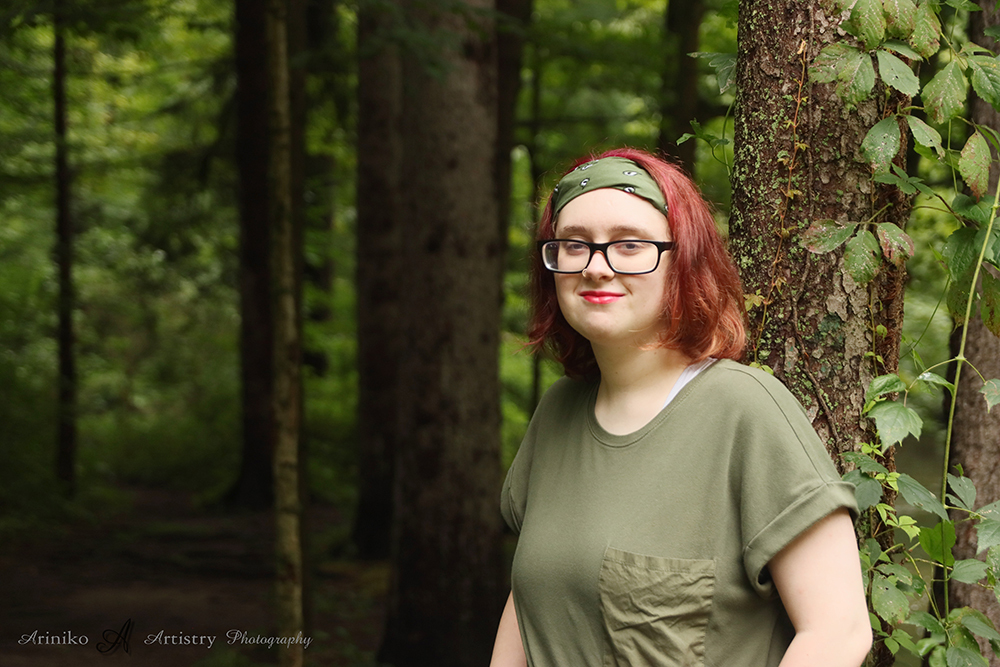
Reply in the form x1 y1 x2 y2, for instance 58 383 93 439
552 188 672 350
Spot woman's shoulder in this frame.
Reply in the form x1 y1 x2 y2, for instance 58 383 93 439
699 359 810 416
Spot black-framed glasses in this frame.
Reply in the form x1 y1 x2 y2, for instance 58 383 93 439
537 239 676 275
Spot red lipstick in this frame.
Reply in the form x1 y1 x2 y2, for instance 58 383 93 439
580 291 623 304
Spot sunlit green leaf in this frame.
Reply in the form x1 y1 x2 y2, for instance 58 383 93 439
910 610 946 635
923 62 969 124
911 0 942 58
920 521 956 566
691 52 736 94
810 43 860 83
800 219 857 254
869 399 922 447
877 49 920 96
960 131 991 199
917 371 955 394
943 227 980 280
883 39 923 61
861 117 902 173
884 0 918 37
968 55 1000 109
945 0 981 10
899 474 949 521
908 115 944 157
846 0 887 49
961 612 1000 643
842 450 890 475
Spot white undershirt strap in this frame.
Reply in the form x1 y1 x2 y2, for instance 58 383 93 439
662 358 717 409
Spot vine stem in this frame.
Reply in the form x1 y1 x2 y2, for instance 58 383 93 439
938 178 1000 615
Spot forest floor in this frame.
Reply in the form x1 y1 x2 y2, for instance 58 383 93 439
0 487 387 667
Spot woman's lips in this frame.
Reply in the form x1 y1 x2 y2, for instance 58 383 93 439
580 291 623 304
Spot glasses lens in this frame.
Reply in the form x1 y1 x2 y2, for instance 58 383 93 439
607 241 659 273
542 241 590 272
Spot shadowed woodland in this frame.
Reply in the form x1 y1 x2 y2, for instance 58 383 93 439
2 0 1000 666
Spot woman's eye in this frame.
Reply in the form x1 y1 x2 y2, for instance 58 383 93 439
617 242 643 253
564 242 589 254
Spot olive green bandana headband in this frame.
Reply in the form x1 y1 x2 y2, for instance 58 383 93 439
551 157 668 218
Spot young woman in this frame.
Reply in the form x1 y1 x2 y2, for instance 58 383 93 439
490 148 872 667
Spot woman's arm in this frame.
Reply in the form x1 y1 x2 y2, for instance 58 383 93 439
770 508 872 667
490 590 527 667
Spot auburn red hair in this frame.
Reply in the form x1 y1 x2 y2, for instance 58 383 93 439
527 147 747 379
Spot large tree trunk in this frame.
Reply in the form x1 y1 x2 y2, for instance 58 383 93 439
658 0 704 175
232 0 275 511
352 0 404 561
377 0 506 664
53 0 77 497
947 6 1000 662
266 0 305 664
731 3 908 665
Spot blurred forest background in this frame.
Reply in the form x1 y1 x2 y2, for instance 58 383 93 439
0 0 989 665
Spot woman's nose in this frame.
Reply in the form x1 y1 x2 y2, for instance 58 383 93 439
583 250 615 279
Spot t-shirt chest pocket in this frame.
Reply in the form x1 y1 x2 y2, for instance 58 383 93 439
598 547 716 667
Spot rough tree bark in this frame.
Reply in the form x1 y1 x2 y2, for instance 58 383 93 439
352 0 404 561
731 3 909 665
947 6 1000 662
377 0 506 664
53 0 77 497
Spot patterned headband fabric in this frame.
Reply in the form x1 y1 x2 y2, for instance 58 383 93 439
551 157 668 218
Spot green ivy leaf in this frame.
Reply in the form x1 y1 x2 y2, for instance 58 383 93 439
845 229 882 284
899 473 949 521
948 473 977 509
800 219 857 253
908 116 944 157
946 646 989 667
876 222 915 267
977 519 1000 554
861 117 902 173
810 43 860 83
877 49 921 96
872 573 910 624
951 194 993 226
982 271 1000 338
978 500 1000 521
844 469 884 510
835 48 877 109
961 612 1000 642
920 521 957 566
945 0 981 10
869 399 922 447
968 55 1000 110
982 379 1000 412
911 0 942 58
883 39 923 61
910 610 946 635
917 371 955 394
953 559 989 584
923 62 969 124
943 227 980 280
691 52 737 94
867 373 908 402
842 450 890 475
960 131 991 199
878 562 915 585
845 0 887 49
884 0 918 37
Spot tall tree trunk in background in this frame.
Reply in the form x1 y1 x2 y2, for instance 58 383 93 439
377 0 506 664
53 0 77 497
496 0 531 263
731 4 908 665
352 0 403 561
232 0 275 511
947 7 1000 662
658 0 703 175
267 0 305 663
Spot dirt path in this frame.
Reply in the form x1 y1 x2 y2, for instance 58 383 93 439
0 488 387 667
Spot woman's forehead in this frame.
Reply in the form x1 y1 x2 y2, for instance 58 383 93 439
554 188 669 238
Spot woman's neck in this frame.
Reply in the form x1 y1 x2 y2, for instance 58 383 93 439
592 344 692 435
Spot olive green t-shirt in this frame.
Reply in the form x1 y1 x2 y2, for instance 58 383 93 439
501 359 858 667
